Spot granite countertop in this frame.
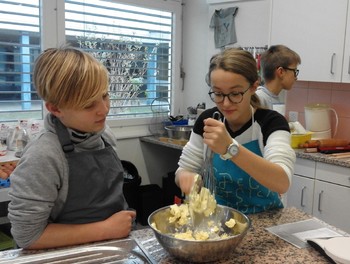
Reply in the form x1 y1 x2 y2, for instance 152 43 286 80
295 149 350 168
141 136 350 168
2 207 340 263
140 136 184 150
131 207 339 263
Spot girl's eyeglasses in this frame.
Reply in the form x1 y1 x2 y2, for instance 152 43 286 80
208 86 250 104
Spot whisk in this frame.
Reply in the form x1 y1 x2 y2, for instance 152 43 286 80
202 146 215 195
202 111 221 195
186 111 221 228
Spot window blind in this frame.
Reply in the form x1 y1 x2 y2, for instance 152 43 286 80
65 0 173 119
0 0 41 122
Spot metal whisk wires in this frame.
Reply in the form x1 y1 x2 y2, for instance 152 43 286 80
202 111 221 195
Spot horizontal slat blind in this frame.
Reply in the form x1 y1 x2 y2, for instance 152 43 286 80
65 0 173 119
0 0 42 122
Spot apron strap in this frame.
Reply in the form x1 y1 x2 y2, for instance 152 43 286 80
53 116 75 153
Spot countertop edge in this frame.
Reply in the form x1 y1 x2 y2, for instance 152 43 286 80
295 149 350 168
141 136 350 168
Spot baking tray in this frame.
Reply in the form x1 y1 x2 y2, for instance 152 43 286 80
266 218 346 249
0 238 156 264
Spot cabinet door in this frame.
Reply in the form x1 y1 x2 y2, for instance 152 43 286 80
294 158 315 179
270 0 347 82
287 174 314 214
342 2 350 83
313 181 350 233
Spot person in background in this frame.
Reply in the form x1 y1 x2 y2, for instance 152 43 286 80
256 45 301 111
175 48 296 214
8 47 136 250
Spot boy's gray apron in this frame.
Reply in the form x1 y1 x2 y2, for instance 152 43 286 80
53 117 127 224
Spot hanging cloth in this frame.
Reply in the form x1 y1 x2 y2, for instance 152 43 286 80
210 7 239 48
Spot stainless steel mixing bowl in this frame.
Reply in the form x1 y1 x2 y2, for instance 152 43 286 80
165 125 193 140
148 205 251 263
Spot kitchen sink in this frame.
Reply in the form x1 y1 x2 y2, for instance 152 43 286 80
0 238 156 263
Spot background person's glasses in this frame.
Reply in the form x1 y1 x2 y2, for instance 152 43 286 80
208 86 250 104
283 67 299 77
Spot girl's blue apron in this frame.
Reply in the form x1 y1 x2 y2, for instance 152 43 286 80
214 139 283 214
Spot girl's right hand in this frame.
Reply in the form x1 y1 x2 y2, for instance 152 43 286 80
176 170 198 195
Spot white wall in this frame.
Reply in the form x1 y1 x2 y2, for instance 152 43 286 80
181 0 271 111
181 0 214 111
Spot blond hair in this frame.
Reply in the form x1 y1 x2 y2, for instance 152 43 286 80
206 48 261 108
34 47 109 110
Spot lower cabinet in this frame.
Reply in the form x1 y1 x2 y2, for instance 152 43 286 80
313 180 350 232
287 158 350 233
287 174 314 215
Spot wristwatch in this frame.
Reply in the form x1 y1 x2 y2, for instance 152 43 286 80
220 139 240 160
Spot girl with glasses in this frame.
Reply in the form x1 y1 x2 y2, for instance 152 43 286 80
175 48 296 214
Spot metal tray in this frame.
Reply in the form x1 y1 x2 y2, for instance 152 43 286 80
0 238 156 263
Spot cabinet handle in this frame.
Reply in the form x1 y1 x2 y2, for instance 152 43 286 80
348 56 350 74
300 186 306 207
318 190 324 212
330 53 336 74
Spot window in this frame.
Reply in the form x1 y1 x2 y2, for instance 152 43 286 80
0 0 182 125
0 0 41 122
65 0 174 119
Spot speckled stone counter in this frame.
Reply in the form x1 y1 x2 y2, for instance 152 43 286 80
295 149 350 168
140 136 184 150
131 207 341 263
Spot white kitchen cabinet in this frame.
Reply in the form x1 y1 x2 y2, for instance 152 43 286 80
313 180 350 233
287 174 314 214
342 3 350 83
286 158 316 214
287 158 350 233
270 0 349 83
312 162 350 232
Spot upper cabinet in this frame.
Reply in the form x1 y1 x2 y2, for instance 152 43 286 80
270 0 350 83
342 4 350 83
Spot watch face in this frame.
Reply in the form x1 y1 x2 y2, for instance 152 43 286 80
228 143 238 156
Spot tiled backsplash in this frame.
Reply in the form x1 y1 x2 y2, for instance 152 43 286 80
285 81 350 141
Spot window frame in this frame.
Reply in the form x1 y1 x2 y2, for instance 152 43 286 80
41 0 183 138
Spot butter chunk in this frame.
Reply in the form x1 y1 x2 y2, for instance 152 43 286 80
225 218 236 228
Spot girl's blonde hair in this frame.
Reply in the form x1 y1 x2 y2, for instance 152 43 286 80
206 48 261 108
34 47 109 110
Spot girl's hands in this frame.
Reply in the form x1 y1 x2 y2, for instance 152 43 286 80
177 170 198 195
203 118 232 155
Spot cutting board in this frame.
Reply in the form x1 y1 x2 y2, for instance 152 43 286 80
308 237 350 264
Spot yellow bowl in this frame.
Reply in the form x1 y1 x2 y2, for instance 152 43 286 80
291 132 313 148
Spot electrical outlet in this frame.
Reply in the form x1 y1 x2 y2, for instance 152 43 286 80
289 111 298 122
